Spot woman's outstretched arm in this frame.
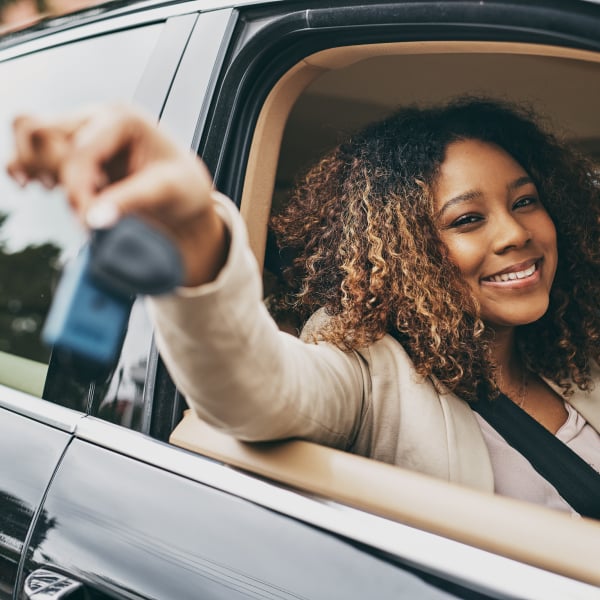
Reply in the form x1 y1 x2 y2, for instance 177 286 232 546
8 104 227 287
148 191 366 446
7 104 367 448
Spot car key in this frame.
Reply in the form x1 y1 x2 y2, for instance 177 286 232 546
42 217 184 380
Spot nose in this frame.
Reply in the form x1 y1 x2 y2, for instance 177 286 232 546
492 211 531 254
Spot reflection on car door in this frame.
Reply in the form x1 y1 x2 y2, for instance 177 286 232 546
21 418 459 600
0 398 77 600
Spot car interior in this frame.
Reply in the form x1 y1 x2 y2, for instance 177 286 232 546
169 39 600 587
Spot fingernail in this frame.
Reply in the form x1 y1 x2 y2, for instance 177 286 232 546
86 201 120 229
40 173 56 190
12 170 28 187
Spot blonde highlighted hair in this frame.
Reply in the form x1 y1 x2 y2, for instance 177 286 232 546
271 98 600 401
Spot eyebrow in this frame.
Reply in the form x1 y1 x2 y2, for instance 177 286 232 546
508 175 535 191
436 175 536 219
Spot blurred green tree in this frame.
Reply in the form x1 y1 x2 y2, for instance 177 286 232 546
0 213 61 362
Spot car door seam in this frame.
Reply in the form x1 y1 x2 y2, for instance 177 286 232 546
13 433 77 600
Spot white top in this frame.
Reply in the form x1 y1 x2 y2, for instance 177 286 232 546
475 403 600 515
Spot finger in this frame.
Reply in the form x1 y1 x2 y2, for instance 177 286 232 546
11 116 50 177
60 107 157 216
85 158 213 230
71 104 162 168
6 159 30 187
10 115 80 184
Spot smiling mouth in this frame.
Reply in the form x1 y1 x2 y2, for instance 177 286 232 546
485 263 536 283
482 260 541 284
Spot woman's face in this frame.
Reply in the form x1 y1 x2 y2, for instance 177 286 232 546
433 139 558 329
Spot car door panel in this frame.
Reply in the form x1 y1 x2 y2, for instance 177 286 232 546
0 405 73 600
21 428 461 600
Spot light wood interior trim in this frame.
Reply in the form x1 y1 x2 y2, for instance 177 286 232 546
171 411 600 587
240 59 327 263
303 41 600 69
240 40 600 268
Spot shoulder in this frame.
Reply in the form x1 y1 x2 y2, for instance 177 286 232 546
299 307 330 342
300 309 426 373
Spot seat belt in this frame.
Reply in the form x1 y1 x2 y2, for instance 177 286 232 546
471 392 600 520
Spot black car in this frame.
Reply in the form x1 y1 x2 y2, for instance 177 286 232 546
1 1 599 598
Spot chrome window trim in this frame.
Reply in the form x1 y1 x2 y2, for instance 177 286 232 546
104 0 283 18
0 3 195 62
159 8 236 149
0 0 282 63
74 415 598 600
0 385 83 432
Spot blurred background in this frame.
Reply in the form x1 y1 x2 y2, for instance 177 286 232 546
0 0 103 33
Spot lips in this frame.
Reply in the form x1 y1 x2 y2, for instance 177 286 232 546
481 259 541 284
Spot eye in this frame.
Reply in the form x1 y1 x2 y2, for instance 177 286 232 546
449 213 483 228
513 195 539 210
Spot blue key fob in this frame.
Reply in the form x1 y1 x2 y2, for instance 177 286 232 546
43 217 184 381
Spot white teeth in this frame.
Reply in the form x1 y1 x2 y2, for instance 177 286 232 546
488 264 536 283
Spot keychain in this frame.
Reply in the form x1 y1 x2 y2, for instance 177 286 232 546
43 217 184 380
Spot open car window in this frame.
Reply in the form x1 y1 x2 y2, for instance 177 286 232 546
247 42 600 273
171 32 600 593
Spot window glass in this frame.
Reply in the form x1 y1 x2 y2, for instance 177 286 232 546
94 300 153 430
0 24 161 399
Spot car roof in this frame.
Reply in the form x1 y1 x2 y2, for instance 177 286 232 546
0 0 281 49
2 0 599 50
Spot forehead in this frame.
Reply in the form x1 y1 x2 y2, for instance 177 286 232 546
442 139 526 173
434 139 530 200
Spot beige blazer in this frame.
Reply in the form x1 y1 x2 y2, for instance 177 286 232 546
148 193 600 493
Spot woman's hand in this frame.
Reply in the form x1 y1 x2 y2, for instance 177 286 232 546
6 104 228 287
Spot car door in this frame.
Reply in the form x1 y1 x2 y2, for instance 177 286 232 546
7 1 600 599
0 8 201 598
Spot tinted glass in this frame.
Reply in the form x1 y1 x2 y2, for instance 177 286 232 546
0 25 161 399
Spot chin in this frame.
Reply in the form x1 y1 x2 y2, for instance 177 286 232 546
483 302 550 328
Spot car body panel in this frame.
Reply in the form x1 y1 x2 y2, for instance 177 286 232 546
24 434 463 600
77 416 600 600
0 406 72 599
0 1 599 599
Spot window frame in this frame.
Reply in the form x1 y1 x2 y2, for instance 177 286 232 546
201 0 600 202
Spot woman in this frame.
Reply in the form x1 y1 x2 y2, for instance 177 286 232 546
7 98 600 514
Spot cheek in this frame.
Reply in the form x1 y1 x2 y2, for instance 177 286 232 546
443 237 484 280
544 217 557 249
533 213 558 257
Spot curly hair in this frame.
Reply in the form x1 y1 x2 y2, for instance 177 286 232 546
270 97 600 401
